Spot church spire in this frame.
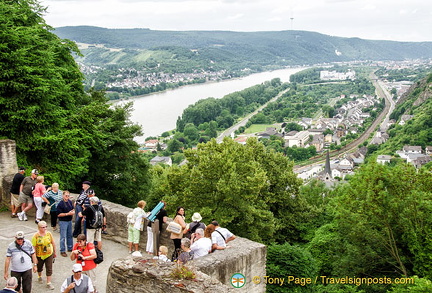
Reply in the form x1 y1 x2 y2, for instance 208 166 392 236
324 150 332 179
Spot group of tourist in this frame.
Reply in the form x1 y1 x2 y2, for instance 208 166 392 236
5 167 104 292
4 167 237 292
128 200 236 264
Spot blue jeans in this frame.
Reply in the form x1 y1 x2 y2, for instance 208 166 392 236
59 220 73 252
73 205 86 237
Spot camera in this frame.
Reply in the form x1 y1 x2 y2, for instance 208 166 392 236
77 254 83 261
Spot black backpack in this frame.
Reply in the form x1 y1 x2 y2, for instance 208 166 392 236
94 246 103 264
89 205 103 229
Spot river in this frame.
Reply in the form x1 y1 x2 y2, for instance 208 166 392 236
115 67 305 143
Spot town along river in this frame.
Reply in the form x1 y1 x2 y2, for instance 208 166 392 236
115 67 305 143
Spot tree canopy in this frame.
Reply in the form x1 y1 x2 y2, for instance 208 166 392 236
0 0 150 205
148 137 303 243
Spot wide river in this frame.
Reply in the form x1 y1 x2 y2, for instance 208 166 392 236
116 67 305 143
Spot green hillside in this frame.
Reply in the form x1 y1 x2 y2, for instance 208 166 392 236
379 73 432 154
55 26 432 67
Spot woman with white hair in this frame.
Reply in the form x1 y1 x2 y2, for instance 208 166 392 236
177 238 194 265
43 183 63 231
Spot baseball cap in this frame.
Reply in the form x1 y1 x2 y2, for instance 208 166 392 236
72 264 83 272
90 196 99 203
31 169 38 175
82 180 91 185
19 167 26 171
15 231 25 239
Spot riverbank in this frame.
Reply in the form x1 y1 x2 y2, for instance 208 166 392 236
114 67 306 141
110 66 304 103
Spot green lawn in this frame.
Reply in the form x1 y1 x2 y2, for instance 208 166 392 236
244 124 276 134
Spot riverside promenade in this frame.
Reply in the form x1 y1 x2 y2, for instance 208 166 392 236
0 211 129 292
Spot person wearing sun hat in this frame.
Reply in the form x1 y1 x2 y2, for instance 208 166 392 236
183 212 206 239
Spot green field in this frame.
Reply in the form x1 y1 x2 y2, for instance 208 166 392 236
244 124 276 134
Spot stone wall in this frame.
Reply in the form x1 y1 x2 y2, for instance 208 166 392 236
106 236 266 293
100 200 174 252
108 257 235 293
0 140 18 206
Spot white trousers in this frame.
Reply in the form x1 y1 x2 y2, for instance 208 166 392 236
34 197 44 220
146 226 153 253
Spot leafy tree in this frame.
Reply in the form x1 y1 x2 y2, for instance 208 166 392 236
150 137 302 243
183 123 199 142
325 162 432 279
167 139 183 153
267 243 318 293
161 131 170 138
0 0 150 204
285 122 303 132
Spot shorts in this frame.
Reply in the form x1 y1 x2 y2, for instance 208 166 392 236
128 225 140 244
87 228 101 244
36 255 53 276
11 193 20 207
18 192 32 205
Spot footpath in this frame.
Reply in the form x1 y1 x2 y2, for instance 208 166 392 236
0 211 129 292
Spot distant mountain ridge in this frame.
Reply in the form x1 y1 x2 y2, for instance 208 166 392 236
54 26 432 66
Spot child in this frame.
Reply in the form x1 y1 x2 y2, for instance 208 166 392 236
153 246 170 262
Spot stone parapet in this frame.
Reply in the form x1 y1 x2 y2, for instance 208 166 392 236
107 256 234 293
0 140 18 207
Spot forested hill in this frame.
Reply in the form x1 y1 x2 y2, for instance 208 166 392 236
377 72 432 155
54 26 432 66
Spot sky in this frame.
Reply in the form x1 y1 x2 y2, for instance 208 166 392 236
40 0 432 42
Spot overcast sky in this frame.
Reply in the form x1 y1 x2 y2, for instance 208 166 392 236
40 0 431 42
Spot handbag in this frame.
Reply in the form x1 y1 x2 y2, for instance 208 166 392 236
44 204 52 214
166 221 182 234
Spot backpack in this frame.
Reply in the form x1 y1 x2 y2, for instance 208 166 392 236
127 211 136 224
89 205 103 229
86 243 103 264
94 246 104 264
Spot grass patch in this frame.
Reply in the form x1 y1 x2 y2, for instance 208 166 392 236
244 124 275 134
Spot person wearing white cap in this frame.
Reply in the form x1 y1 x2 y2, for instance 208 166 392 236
60 264 94 293
17 169 38 221
4 231 38 293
